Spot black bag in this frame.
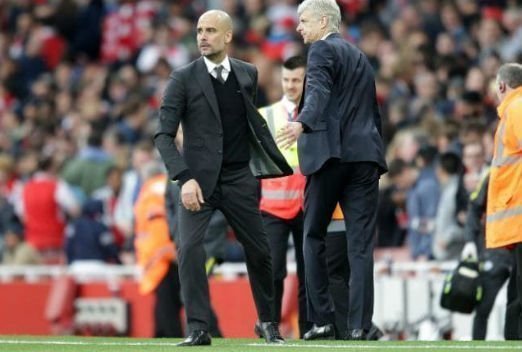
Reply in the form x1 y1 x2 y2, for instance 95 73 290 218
440 259 482 314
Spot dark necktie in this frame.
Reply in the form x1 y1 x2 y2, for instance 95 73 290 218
214 65 225 84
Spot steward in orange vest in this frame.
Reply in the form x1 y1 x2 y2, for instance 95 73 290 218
486 65 522 249
486 64 522 339
134 169 182 337
134 173 175 294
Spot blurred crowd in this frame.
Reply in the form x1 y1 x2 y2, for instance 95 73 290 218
0 0 521 265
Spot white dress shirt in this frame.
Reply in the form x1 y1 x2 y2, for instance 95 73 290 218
203 56 231 82
281 95 298 120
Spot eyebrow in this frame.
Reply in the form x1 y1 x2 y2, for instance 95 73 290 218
197 26 218 32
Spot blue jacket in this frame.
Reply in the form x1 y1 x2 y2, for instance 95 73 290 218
297 33 387 175
65 199 120 264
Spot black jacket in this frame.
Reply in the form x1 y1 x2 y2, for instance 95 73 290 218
154 57 292 198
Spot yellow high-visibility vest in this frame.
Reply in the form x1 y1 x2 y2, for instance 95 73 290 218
258 101 305 219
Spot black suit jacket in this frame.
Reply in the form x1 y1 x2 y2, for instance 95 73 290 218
297 33 387 175
154 57 292 198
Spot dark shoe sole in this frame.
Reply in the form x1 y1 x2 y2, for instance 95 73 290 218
176 341 211 347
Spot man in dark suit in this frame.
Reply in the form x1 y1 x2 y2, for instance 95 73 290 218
154 10 292 346
278 0 387 341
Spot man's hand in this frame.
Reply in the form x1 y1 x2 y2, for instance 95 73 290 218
276 121 303 150
181 179 204 211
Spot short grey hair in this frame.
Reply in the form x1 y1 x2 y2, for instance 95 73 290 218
297 0 341 32
497 63 522 89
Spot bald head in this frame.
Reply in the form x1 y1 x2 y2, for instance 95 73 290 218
199 10 233 32
197 10 233 63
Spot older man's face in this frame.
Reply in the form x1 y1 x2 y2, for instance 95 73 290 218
296 10 323 44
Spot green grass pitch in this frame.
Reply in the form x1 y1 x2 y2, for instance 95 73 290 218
1 336 522 352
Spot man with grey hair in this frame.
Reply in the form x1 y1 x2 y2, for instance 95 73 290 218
277 0 387 341
486 62 522 338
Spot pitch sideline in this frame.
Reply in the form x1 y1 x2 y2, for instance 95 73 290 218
0 339 521 350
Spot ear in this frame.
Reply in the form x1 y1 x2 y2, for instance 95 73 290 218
225 30 233 44
320 16 328 29
498 81 506 94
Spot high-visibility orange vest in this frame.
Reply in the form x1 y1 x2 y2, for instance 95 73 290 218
259 101 306 220
486 86 522 248
134 174 176 294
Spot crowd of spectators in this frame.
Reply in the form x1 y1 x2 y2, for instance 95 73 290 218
0 0 521 265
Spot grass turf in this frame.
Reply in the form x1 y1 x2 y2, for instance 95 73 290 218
1 336 522 352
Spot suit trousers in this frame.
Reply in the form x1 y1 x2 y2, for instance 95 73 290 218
261 211 310 336
303 160 379 330
325 231 350 336
177 166 274 332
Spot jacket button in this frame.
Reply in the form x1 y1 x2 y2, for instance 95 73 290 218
218 150 223 154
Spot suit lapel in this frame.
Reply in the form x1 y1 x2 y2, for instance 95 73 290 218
195 58 221 122
230 59 257 115
230 59 250 92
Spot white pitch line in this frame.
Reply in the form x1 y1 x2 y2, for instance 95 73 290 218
0 340 521 350
246 343 522 350
0 340 178 346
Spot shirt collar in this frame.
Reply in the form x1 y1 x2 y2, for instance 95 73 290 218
203 56 231 75
321 32 335 40
281 95 297 115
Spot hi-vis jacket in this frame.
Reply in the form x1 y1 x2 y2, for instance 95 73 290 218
486 86 522 248
259 100 306 220
134 174 176 294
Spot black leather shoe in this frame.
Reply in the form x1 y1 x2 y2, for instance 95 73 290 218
303 324 335 340
366 323 384 340
176 330 211 346
345 328 365 340
256 322 285 344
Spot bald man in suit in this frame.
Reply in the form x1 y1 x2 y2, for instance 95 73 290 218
155 10 292 346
